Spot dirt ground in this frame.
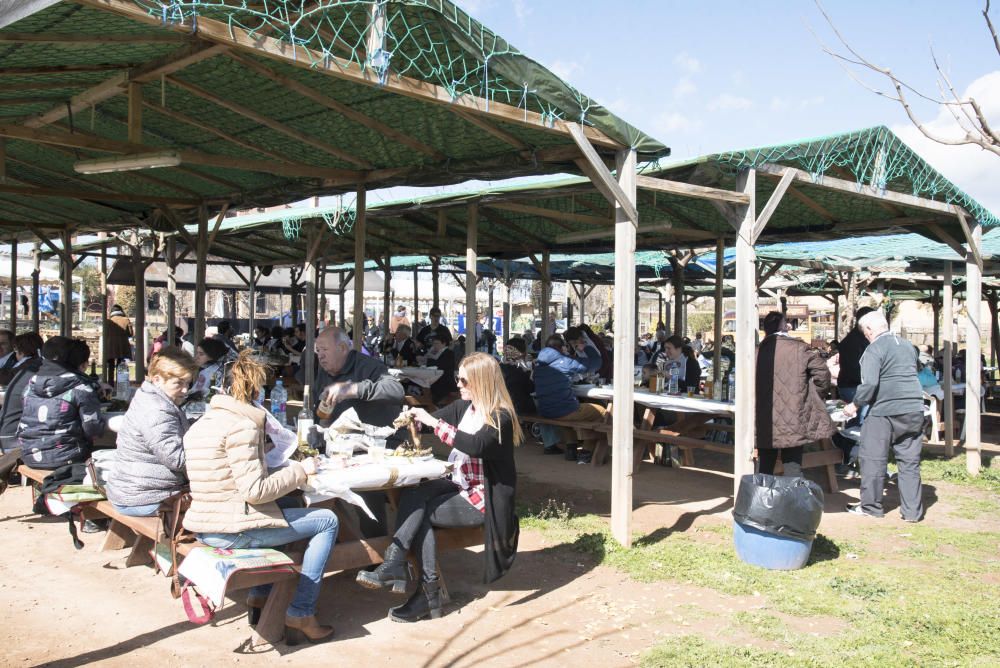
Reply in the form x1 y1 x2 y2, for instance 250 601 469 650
2 415 999 668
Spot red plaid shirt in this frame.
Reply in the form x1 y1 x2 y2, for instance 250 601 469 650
434 418 486 512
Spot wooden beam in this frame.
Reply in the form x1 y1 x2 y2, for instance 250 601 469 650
955 210 983 270
478 208 549 246
567 123 639 225
451 108 529 151
165 75 372 168
732 168 757 501
557 222 675 244
353 187 366 351
486 201 607 227
206 204 231 250
0 32 191 45
785 185 837 221
636 174 750 205
0 183 199 207
75 0 625 151
0 123 364 182
466 203 478 357
943 262 955 456
228 52 446 161
926 222 968 260
756 163 960 217
23 42 227 128
141 100 290 163
964 221 983 475
0 64 131 76
751 167 794 243
127 82 142 144
758 261 785 285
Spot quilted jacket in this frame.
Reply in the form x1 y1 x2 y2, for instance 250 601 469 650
533 346 601 418
16 359 106 469
755 334 835 449
106 381 190 508
182 394 306 534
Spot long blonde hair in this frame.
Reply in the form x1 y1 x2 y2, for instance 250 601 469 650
229 349 266 404
459 352 523 446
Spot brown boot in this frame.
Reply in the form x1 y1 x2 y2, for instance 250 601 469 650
284 615 334 646
246 595 268 627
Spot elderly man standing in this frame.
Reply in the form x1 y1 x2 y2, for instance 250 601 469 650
312 327 405 536
843 310 925 522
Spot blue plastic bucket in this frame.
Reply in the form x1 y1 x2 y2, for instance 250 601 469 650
733 521 813 570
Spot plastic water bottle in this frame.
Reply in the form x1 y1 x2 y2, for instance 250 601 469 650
270 380 287 426
115 361 130 400
667 363 680 395
257 386 266 406
728 371 736 403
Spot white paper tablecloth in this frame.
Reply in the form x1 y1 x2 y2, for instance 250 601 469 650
572 384 735 417
389 367 444 388
302 456 452 513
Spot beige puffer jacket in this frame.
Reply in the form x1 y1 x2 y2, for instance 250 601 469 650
182 394 306 534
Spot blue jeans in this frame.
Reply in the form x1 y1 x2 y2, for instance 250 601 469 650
112 502 162 517
198 507 339 618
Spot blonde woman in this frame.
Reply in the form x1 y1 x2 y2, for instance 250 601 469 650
107 347 199 516
183 350 337 645
357 352 521 622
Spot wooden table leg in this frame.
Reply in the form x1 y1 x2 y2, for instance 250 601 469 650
100 519 136 551
124 535 154 567
251 577 297 648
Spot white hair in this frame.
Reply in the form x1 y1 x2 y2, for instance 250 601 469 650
858 310 889 334
318 327 352 346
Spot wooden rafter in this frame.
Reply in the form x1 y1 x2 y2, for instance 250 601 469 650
75 0 624 151
451 109 529 151
479 208 549 246
0 64 131 76
485 201 607 227
0 123 363 182
166 75 372 169
23 43 227 129
0 194 80 223
228 52 446 161
636 174 750 205
0 183 199 207
785 185 838 221
0 32 191 44
141 100 290 163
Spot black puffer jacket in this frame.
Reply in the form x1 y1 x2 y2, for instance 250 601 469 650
16 359 107 470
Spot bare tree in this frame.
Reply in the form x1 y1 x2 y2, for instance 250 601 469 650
816 0 1000 157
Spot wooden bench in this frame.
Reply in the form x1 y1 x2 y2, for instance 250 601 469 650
520 413 607 465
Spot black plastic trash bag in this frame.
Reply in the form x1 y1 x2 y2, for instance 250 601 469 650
733 473 824 541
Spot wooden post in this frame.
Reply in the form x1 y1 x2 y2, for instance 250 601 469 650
338 271 346 329
502 285 511 347
166 236 176 347
833 296 841 342
579 283 587 323
304 228 319 390
131 239 147 382
60 229 73 337
657 290 664 327
932 289 941 353
99 236 107 380
943 262 954 456
248 265 257 340
673 262 685 336
733 169 757 500
965 221 982 475
465 203 478 356
487 279 495 353
31 242 40 332
610 148 637 547
8 241 16 332
353 188 366 351
431 256 440 311
413 267 419 325
713 238 724 384
127 81 142 144
540 253 552 343
381 253 391 335
194 206 208 343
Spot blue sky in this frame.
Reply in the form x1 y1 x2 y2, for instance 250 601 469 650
341 1 1000 215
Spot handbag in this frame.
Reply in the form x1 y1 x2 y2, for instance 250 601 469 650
153 489 194 598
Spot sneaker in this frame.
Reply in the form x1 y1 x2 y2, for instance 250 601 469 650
576 450 593 465
901 515 922 523
834 463 850 476
845 503 883 519
564 446 578 462
844 468 860 480
542 445 565 456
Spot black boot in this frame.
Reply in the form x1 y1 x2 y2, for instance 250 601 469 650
389 579 442 623
356 543 409 593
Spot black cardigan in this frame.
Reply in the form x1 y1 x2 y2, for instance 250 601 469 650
433 400 518 583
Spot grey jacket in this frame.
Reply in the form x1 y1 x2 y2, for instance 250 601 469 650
853 332 924 417
106 381 190 507
312 350 404 440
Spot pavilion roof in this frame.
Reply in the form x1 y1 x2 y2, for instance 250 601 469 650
0 0 665 243
180 126 998 266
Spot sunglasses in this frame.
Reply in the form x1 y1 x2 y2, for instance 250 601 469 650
457 376 469 387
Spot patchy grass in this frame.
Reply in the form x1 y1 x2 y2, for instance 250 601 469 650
949 495 1000 520
920 451 1000 494
522 505 1000 666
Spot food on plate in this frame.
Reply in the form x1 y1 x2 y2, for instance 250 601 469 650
392 409 423 450
390 442 433 458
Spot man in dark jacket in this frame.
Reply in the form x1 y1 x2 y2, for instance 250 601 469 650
834 307 875 468
16 337 107 470
312 327 405 536
0 332 46 452
533 329 603 462
843 310 925 521
424 334 458 404
755 312 835 477
416 307 452 351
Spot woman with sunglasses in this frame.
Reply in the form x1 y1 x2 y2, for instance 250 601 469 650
357 352 521 622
